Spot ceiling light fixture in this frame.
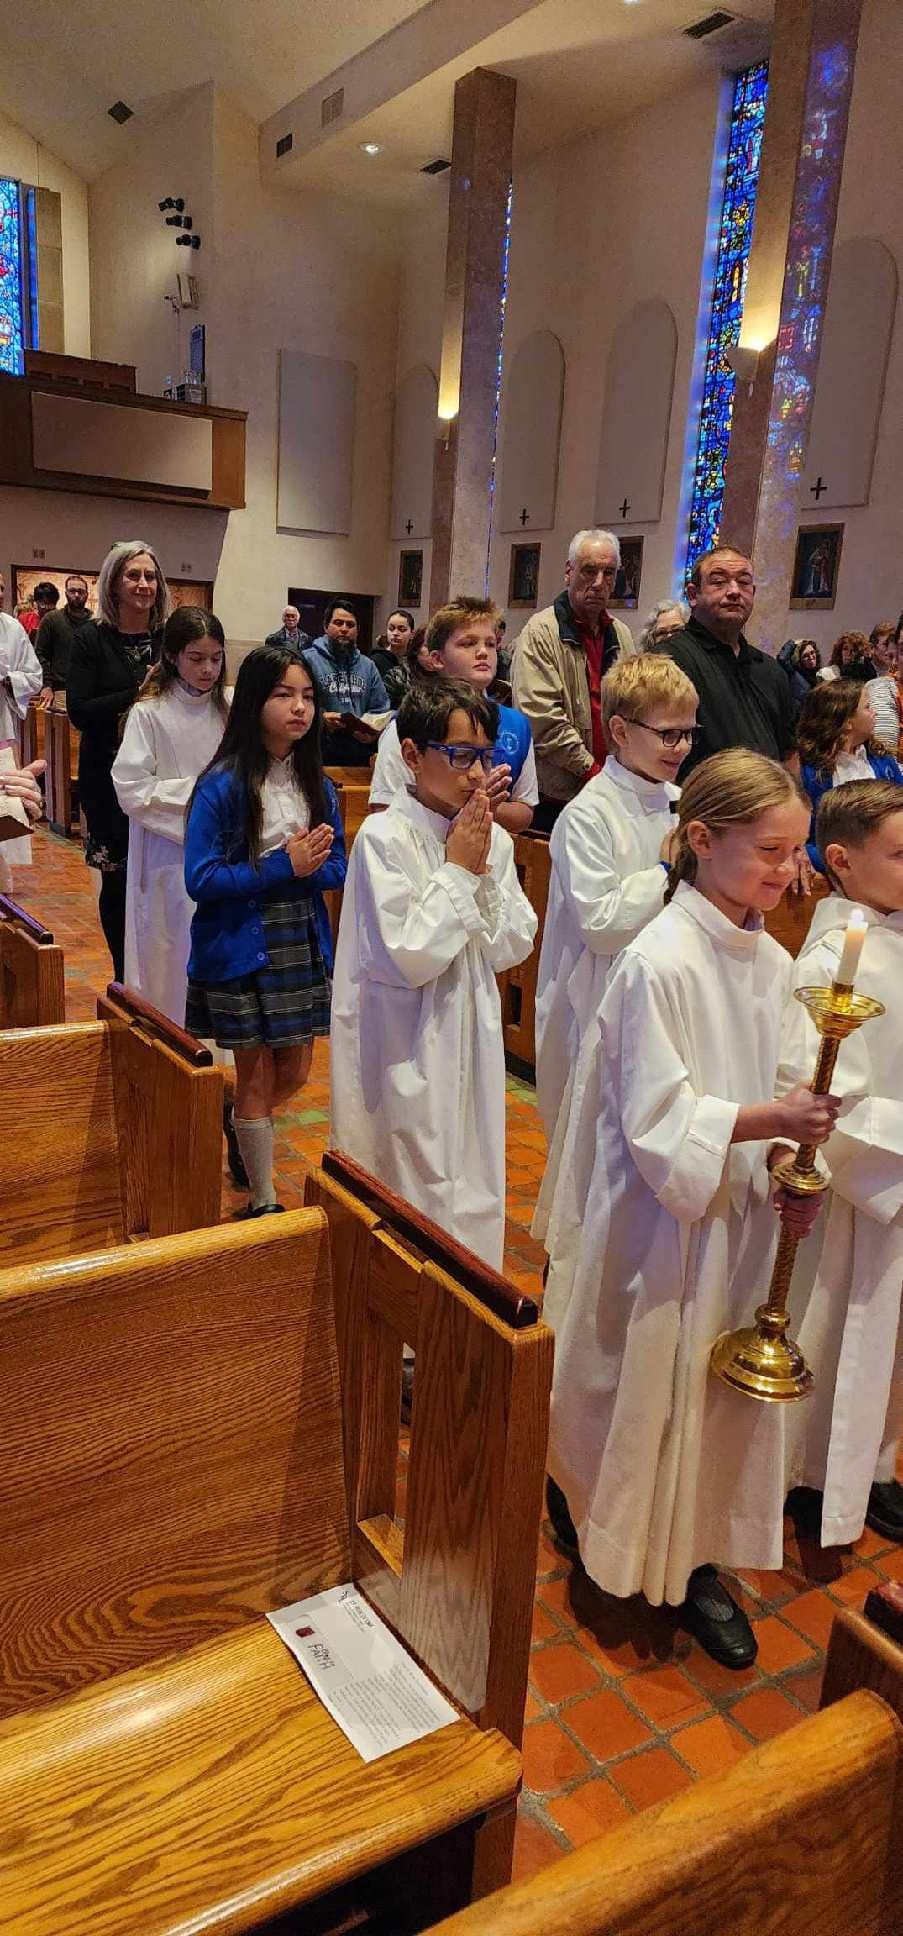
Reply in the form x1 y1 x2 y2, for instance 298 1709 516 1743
360 142 382 156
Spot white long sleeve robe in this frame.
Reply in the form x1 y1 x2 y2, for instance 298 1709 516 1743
779 896 903 1545
549 885 793 1606
0 616 42 877
329 791 537 1267
112 686 227 1022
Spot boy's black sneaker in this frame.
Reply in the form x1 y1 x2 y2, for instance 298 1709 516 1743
866 1479 903 1542
546 1475 581 1562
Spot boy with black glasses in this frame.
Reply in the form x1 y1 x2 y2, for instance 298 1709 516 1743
329 680 536 1268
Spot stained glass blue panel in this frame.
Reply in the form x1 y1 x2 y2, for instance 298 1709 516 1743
685 62 769 575
0 177 26 375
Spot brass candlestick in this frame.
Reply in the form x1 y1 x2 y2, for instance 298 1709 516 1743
711 980 885 1404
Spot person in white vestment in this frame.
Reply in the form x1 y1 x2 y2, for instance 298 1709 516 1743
112 607 230 1023
330 680 537 1269
779 780 903 1548
0 758 45 893
548 751 840 1668
0 601 43 891
369 595 538 838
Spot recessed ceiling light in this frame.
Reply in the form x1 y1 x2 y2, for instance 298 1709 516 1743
360 142 382 156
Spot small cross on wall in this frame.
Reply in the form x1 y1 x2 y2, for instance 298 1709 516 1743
809 476 827 501
520 507 530 526
619 497 630 520
405 520 413 535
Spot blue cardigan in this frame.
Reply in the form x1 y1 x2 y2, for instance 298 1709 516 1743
185 766 346 983
802 749 903 871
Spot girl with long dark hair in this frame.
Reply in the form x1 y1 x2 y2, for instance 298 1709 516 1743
184 646 346 1216
797 678 903 870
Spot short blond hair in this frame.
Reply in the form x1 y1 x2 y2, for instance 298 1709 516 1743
602 654 697 730
666 749 805 903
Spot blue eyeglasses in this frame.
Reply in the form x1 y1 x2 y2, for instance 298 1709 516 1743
424 741 495 773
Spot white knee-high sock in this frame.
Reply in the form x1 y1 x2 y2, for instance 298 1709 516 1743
234 1116 276 1208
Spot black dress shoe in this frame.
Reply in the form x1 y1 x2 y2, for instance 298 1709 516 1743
866 1479 903 1542
683 1566 758 1669
235 1202 286 1220
223 1103 250 1188
400 1360 414 1426
546 1475 581 1562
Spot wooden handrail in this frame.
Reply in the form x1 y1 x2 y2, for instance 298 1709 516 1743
322 1148 539 1328
0 895 53 945
104 983 213 1067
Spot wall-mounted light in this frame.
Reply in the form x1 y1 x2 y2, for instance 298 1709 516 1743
723 342 760 392
360 142 382 156
437 409 457 451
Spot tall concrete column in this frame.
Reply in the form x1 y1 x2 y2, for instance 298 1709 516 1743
720 0 864 648
429 67 517 609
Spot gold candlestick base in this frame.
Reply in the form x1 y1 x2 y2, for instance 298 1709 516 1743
711 982 884 1405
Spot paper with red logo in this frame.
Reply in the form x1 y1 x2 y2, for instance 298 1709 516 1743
268 1583 457 1762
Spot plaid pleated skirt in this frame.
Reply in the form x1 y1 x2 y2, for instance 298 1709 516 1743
186 896 331 1050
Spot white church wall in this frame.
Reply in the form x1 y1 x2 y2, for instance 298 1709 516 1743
0 107 91 357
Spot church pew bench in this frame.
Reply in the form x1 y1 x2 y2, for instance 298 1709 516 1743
0 893 65 1026
323 773 371 947
16 700 46 768
430 1688 903 1936
0 984 223 1263
498 829 550 1078
43 703 79 837
304 1148 552 1895
763 870 829 957
0 1208 523 1929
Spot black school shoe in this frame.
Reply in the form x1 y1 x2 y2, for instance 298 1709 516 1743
235 1202 286 1220
546 1476 581 1562
223 1103 250 1188
866 1479 903 1542
683 1565 757 1669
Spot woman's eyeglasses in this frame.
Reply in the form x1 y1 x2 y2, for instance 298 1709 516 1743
632 722 701 751
424 741 495 773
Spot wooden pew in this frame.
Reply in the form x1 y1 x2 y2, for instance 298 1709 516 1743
764 872 829 957
0 1207 526 1929
304 1150 553 1894
0 984 223 1262
498 830 550 1079
16 700 45 768
43 703 79 836
323 767 371 945
0 894 65 1026
430 1690 903 1935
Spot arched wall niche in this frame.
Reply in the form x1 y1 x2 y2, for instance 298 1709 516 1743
594 299 678 527
496 329 566 534
391 363 438 540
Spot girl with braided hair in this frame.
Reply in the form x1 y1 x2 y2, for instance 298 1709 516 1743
546 749 841 1669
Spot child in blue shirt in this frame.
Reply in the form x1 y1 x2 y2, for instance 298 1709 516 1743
185 645 345 1217
798 679 903 870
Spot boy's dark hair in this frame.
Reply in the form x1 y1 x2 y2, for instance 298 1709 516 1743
816 779 903 886
191 644 328 865
424 594 500 659
33 581 59 604
797 678 884 774
396 678 499 750
324 596 357 628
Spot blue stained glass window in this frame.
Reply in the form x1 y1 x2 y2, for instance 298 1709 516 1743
0 177 26 375
685 62 769 575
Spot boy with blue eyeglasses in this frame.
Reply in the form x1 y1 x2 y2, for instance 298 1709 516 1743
369 595 537 835
330 680 537 1268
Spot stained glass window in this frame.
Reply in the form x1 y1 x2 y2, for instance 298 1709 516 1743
486 179 514 591
0 177 26 376
684 62 769 575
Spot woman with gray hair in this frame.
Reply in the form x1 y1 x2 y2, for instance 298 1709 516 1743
67 540 169 979
638 598 690 652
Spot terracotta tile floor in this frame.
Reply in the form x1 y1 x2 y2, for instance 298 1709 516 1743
15 825 903 1883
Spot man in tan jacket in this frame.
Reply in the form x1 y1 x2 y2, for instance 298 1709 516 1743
511 528 637 829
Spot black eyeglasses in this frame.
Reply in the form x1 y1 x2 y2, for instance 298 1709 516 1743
631 722 701 750
424 741 495 772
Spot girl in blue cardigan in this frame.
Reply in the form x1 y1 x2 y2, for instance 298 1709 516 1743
185 645 346 1217
798 678 903 871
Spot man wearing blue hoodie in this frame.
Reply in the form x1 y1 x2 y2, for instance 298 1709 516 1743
304 598 389 767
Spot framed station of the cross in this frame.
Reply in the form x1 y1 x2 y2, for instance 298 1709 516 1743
508 542 541 608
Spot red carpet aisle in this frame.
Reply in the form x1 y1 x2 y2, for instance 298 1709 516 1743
17 825 903 1881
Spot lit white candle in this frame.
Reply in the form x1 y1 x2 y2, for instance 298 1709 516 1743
836 908 868 987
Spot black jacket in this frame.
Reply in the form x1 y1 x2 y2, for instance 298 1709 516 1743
67 621 160 859
35 603 94 690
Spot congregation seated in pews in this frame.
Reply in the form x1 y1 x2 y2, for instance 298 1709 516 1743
0 1157 554 1931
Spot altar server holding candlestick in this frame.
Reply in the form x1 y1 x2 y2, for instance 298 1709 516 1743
779 780 903 1546
547 751 840 1668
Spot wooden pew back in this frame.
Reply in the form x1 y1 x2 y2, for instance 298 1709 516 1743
304 1151 553 1753
0 1023 127 1261
498 831 550 1076
44 704 78 836
0 1209 349 1719
432 1690 903 1935
0 895 65 1027
98 984 224 1237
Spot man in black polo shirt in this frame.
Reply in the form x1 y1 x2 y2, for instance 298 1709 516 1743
665 544 797 775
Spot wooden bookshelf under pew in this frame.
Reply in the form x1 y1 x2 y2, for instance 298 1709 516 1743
0 893 65 1027
0 1201 541 1930
498 829 550 1079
